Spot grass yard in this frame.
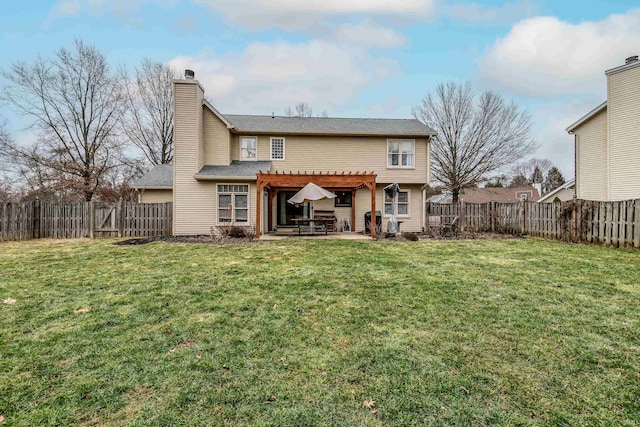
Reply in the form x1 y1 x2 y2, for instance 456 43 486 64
1 238 639 426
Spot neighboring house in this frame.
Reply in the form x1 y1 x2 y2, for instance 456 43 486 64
134 72 436 237
428 186 540 204
460 186 540 203
133 164 173 203
426 192 452 204
537 179 575 203
566 55 640 201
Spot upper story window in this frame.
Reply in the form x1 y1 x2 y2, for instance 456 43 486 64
270 137 285 160
240 137 257 161
387 140 414 168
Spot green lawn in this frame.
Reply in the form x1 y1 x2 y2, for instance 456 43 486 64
1 238 639 426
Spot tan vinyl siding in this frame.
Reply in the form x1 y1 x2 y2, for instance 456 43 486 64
231 135 429 184
352 184 423 233
173 81 217 235
574 109 608 200
203 107 231 166
139 189 173 203
607 65 640 200
266 184 423 233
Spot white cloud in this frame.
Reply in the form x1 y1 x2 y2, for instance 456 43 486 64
198 0 434 17
443 0 536 24
332 21 406 48
56 0 81 15
50 0 178 20
479 9 640 97
194 0 434 37
167 40 398 115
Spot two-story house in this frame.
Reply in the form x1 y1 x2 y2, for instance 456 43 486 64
134 72 436 237
566 55 640 201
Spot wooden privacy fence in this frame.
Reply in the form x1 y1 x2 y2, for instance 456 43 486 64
426 199 640 249
0 201 172 242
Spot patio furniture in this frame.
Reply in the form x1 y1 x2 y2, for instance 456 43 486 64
441 216 459 238
291 217 328 235
427 216 442 237
313 210 337 232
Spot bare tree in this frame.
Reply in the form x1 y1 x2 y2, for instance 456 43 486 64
121 59 177 165
413 82 536 202
1 40 123 201
284 102 328 118
510 158 553 183
285 102 313 117
0 122 18 201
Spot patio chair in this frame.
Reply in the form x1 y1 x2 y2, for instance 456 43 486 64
427 215 442 237
441 216 459 238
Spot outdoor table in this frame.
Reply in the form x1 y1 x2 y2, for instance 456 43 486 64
291 217 328 235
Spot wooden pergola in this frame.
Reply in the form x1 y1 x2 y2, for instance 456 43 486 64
256 171 377 238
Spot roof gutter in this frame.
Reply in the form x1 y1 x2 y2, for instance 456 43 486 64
202 99 236 130
566 101 607 133
193 175 257 181
132 186 173 190
228 129 437 138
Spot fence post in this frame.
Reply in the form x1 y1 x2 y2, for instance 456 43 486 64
33 198 41 239
89 199 95 239
571 195 578 242
520 201 526 234
118 198 125 238
490 201 495 233
460 200 465 232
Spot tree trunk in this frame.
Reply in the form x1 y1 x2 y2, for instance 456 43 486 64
452 189 460 203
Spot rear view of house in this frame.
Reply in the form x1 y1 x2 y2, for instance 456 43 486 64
567 55 640 201
135 71 435 237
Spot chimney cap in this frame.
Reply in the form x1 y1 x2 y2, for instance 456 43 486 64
185 69 195 79
625 55 638 65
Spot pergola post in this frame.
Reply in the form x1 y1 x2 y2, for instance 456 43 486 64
254 171 377 239
369 179 376 239
256 185 262 239
351 189 356 233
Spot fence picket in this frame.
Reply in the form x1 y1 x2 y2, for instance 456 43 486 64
423 199 640 249
0 201 173 242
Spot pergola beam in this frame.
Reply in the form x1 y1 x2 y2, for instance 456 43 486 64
255 171 377 238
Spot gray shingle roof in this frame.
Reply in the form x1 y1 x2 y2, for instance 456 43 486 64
194 161 272 179
133 164 173 188
224 114 435 136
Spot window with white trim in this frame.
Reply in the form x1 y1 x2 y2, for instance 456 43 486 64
387 140 414 168
384 190 409 216
270 137 285 160
240 137 257 160
217 184 249 224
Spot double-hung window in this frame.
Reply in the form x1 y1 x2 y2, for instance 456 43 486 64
270 137 285 160
240 137 257 160
387 140 414 168
384 190 410 216
217 184 249 224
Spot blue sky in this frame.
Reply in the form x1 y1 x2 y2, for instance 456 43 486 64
2 0 640 177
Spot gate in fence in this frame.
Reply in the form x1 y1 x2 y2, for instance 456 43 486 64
0 200 173 242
